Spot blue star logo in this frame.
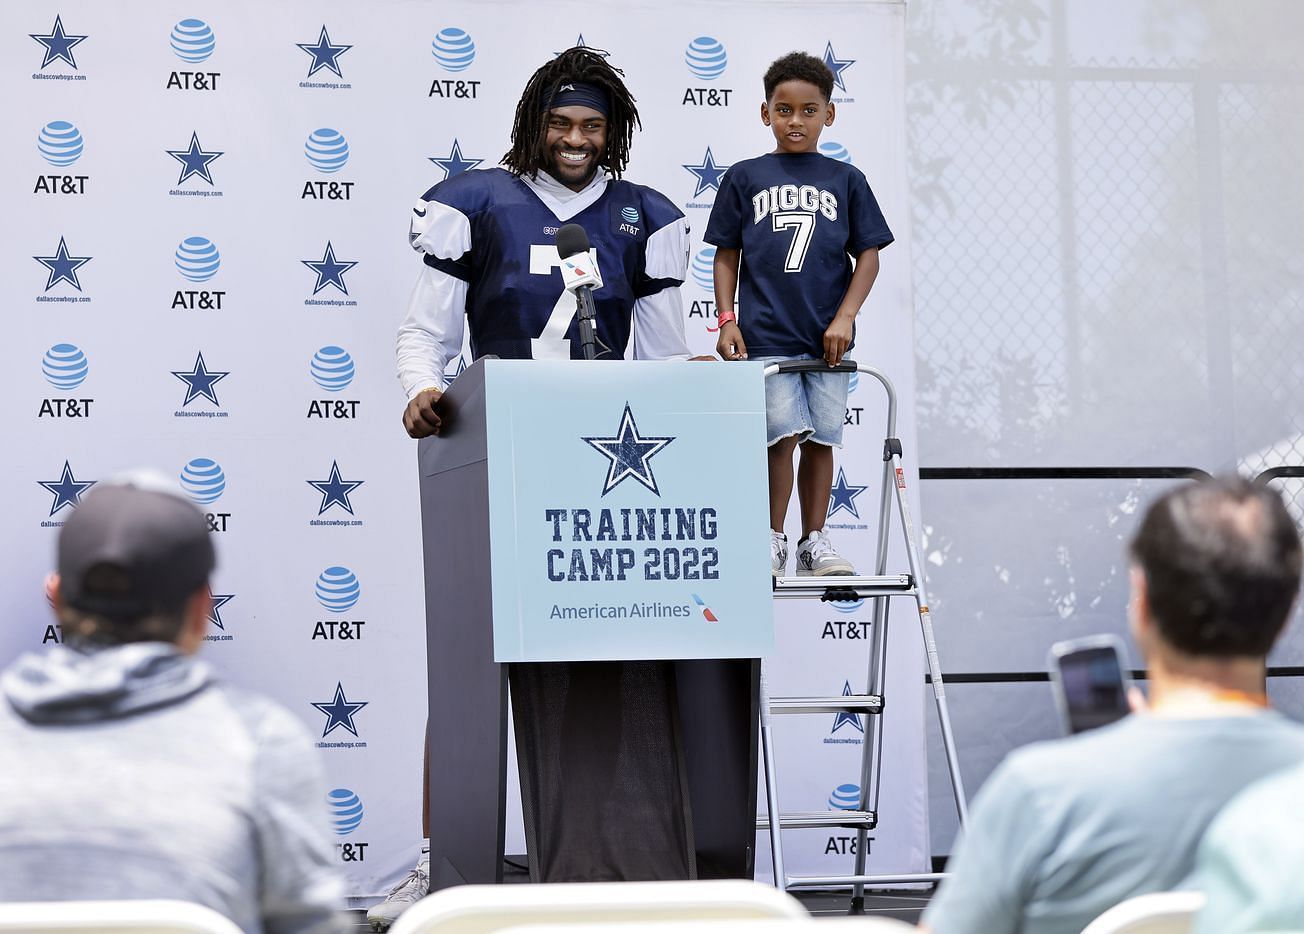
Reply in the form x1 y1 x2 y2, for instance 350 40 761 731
583 403 674 497
827 467 868 520
446 354 468 383
311 682 368 738
172 351 229 407
296 25 352 78
822 41 855 93
208 591 234 630
38 460 95 517
831 680 865 734
167 131 223 186
557 35 608 58
33 236 91 291
31 15 87 69
429 139 483 180
301 242 358 295
307 460 364 515
682 147 729 197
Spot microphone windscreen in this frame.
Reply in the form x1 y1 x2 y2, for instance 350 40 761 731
555 223 590 259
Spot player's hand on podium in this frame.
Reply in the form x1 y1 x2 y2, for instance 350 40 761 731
403 387 444 438
716 322 748 361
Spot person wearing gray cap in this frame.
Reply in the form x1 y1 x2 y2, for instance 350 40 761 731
0 471 346 934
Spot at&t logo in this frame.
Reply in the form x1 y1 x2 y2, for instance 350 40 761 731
326 788 368 862
682 36 731 107
167 19 220 91
819 141 852 164
34 121 87 195
687 246 718 331
173 237 225 310
313 566 365 641
822 598 871 641
429 27 480 100
38 343 93 419
824 781 875 856
307 346 360 419
302 129 354 201
617 205 641 237
180 457 231 532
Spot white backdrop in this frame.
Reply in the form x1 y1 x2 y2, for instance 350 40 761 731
0 0 927 900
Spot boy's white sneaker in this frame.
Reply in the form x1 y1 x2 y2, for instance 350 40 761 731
796 529 854 576
367 863 429 931
771 530 788 578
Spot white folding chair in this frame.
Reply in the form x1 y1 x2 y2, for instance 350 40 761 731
387 880 808 934
1080 891 1207 934
0 899 242 934
500 917 915 934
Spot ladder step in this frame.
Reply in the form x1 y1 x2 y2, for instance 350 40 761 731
756 810 877 830
770 694 883 714
783 872 947 889
772 574 914 600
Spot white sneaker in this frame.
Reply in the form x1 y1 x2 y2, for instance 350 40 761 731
796 529 854 576
771 530 788 577
367 864 429 932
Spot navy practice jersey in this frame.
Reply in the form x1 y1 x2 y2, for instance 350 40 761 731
704 152 894 357
410 168 686 361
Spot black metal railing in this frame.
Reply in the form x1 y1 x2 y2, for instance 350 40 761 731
917 465 1304 684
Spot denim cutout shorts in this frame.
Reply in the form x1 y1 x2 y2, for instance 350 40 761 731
755 354 851 447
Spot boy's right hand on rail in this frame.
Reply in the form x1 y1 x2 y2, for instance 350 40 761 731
716 323 748 361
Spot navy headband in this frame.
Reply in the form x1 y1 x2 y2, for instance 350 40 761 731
546 81 610 118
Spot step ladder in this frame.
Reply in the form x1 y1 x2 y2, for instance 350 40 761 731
757 359 969 903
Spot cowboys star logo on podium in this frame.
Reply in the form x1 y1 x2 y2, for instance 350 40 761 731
583 403 674 496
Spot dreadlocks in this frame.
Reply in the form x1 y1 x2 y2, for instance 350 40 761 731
502 47 641 179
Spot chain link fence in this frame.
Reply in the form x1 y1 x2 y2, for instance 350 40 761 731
905 2 1304 639
904 4 1304 849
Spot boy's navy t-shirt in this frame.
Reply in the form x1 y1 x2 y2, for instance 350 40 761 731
704 152 894 357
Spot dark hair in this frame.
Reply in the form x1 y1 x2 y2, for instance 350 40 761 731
502 47 640 179
763 51 835 101
1129 475 1302 657
59 565 189 647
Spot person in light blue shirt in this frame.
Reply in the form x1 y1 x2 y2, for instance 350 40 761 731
1192 759 1304 933
921 475 1304 934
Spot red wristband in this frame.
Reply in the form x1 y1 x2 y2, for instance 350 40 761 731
716 310 737 327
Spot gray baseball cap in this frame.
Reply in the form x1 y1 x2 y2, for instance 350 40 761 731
58 471 216 620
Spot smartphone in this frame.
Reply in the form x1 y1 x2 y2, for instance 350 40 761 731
1048 635 1132 735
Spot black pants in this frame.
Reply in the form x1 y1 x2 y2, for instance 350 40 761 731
508 658 757 883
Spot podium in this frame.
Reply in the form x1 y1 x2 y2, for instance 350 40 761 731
417 359 774 888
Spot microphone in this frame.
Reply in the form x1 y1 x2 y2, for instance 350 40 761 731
555 223 607 360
